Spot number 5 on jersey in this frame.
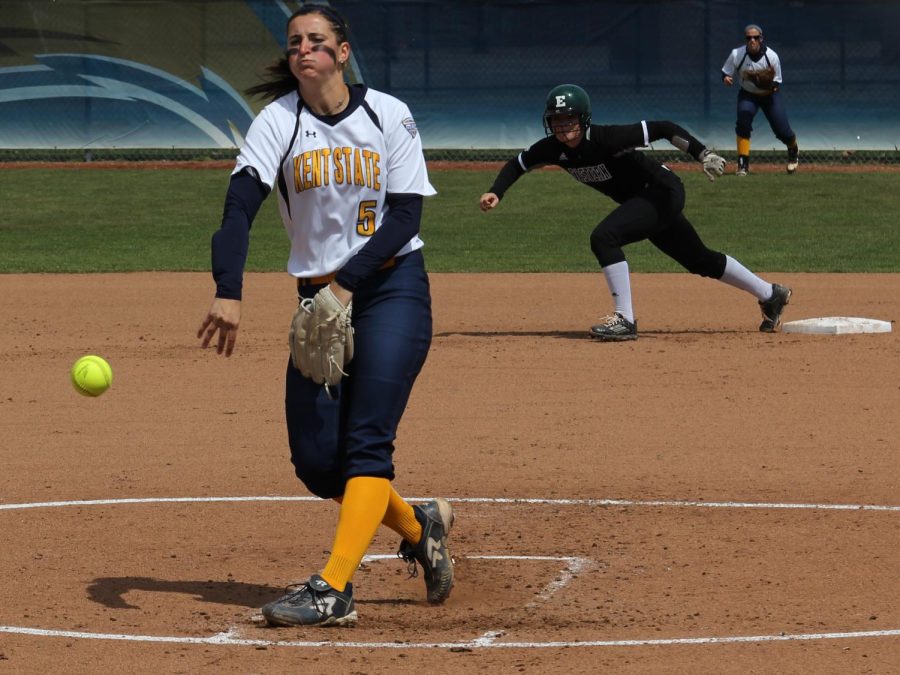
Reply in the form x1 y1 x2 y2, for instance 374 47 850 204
357 200 377 236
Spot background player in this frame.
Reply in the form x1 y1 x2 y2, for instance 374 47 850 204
197 4 453 626
479 84 792 340
722 23 800 175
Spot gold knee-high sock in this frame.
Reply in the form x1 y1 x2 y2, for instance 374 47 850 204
320 476 391 592
381 487 423 545
737 136 751 157
333 486 422 544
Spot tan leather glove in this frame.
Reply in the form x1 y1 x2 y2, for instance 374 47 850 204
289 286 354 398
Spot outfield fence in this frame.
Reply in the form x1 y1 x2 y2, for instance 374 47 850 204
1 0 898 161
1 148 898 167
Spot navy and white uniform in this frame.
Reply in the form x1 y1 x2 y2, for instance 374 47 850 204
487 121 727 279
213 83 436 499
722 44 795 143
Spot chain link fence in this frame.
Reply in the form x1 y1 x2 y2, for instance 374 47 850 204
1 0 898 164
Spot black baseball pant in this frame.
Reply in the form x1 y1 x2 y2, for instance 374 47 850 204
588 180 727 279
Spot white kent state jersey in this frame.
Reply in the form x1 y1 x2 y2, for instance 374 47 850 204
234 86 436 277
721 46 783 95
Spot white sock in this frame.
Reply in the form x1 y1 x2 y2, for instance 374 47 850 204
720 255 773 301
602 261 634 321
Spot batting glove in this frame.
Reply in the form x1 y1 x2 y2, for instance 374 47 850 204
700 149 726 182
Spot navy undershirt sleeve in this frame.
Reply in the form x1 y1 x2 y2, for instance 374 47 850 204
334 193 423 292
211 168 269 300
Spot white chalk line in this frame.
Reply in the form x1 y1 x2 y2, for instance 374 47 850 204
1 625 898 649
0 495 897 649
0 553 590 648
363 553 593 610
1 495 898 511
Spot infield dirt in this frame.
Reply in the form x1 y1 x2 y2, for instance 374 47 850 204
1 272 898 673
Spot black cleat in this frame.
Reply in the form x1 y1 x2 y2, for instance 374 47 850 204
589 313 638 341
397 499 455 603
759 284 792 332
261 574 357 627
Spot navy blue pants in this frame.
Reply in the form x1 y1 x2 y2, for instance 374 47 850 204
285 251 432 499
735 88 795 144
589 175 727 279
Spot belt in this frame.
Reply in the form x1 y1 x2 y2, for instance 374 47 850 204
296 257 397 287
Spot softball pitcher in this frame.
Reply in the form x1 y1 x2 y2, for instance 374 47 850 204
197 4 453 627
480 84 792 341
722 24 800 175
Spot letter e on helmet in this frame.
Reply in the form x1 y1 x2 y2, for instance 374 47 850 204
543 84 592 136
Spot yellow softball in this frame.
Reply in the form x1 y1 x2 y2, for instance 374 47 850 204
71 355 113 397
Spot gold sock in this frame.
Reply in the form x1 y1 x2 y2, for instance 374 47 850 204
333 487 422 545
320 476 391 592
381 487 423 544
737 136 751 156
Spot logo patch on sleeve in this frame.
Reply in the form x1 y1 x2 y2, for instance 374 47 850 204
401 116 418 138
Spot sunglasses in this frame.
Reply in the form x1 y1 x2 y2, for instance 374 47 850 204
745 35 762 41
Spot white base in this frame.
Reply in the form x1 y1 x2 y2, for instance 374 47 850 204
782 317 892 335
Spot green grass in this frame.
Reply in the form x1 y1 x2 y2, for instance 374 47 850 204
1 167 897 273
1 169 233 272
426 170 899 273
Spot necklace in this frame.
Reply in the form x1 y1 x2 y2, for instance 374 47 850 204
322 97 345 115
